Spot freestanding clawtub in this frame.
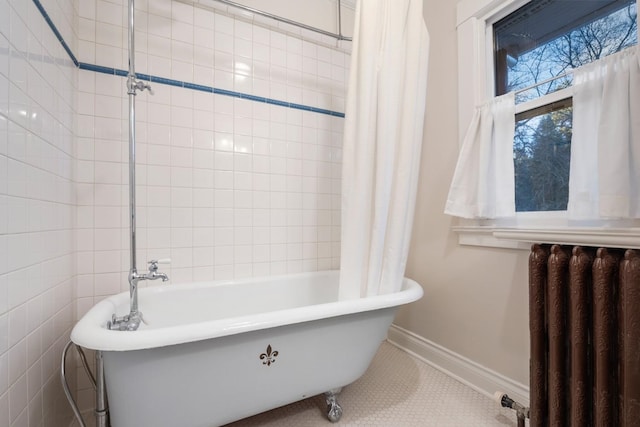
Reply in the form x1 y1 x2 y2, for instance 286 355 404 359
71 270 423 427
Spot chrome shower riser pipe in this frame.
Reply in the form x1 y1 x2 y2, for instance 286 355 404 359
108 0 156 333
127 0 138 296
337 0 344 40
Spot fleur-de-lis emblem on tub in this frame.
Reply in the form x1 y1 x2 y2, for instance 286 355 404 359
259 344 279 366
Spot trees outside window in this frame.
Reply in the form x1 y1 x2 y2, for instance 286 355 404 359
493 0 638 212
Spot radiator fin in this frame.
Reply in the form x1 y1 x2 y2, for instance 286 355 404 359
529 245 640 427
620 250 640 427
568 246 591 427
529 244 548 427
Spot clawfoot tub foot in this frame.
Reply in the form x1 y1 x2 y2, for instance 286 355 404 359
324 388 343 423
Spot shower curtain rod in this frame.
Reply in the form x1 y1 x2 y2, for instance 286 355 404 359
208 0 353 41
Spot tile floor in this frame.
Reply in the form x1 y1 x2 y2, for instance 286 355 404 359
72 342 521 427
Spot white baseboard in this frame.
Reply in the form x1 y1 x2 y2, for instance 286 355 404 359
387 324 530 406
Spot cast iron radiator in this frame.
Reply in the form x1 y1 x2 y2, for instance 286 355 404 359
529 244 640 427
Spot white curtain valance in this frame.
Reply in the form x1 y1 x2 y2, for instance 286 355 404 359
568 46 640 219
445 92 516 219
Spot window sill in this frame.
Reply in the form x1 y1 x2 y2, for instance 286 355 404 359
453 226 640 250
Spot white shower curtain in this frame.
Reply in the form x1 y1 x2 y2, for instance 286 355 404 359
339 0 429 299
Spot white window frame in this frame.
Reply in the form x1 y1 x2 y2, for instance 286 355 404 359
455 0 640 250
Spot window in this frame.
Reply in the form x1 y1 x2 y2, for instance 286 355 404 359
494 0 637 212
454 0 640 249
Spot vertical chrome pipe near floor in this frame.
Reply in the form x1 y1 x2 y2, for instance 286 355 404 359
61 342 101 427
95 351 108 427
61 342 88 427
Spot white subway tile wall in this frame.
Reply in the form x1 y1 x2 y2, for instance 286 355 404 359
2 0 350 424
75 0 348 309
75 0 349 413
1 0 77 425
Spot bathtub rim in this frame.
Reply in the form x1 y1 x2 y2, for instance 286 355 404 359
71 270 423 352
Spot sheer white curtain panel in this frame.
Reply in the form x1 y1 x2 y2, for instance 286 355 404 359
568 46 640 219
445 92 516 219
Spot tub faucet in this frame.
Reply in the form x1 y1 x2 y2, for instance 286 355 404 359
108 259 170 331
142 259 170 282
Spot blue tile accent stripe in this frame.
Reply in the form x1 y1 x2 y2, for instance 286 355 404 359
79 63 128 77
32 0 79 67
34 0 345 118
80 63 346 117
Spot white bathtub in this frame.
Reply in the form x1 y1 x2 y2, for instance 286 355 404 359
71 270 423 427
